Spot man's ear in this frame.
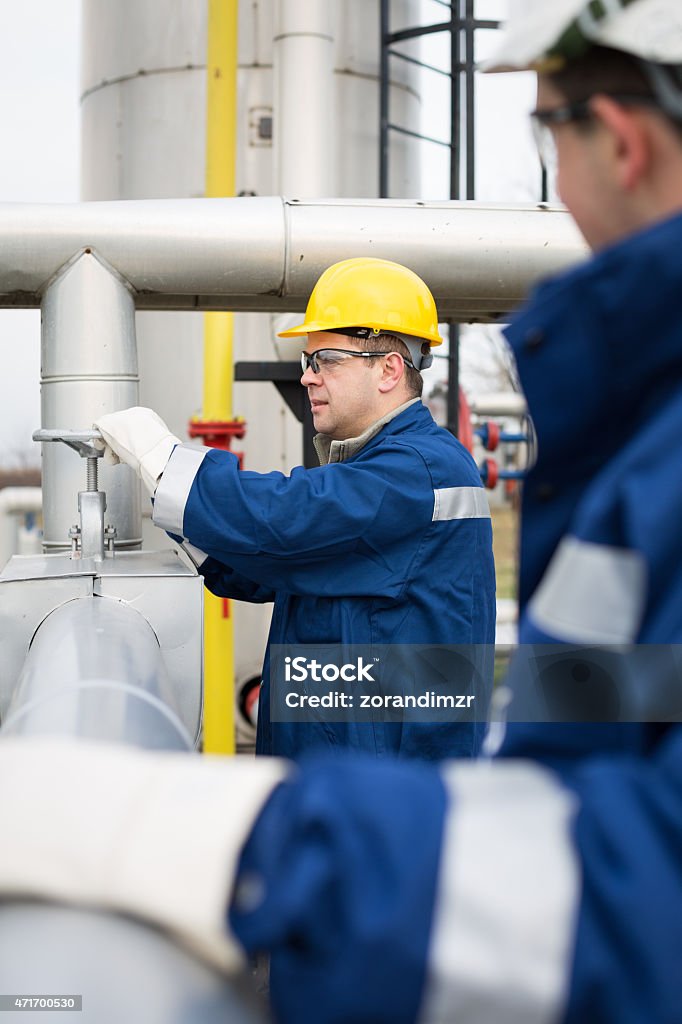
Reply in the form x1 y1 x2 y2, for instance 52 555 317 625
378 352 405 393
590 94 651 191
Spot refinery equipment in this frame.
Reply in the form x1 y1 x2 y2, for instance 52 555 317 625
0 192 585 1021
73 0 554 750
0 191 585 741
0 195 584 743
0 4 589 1017
0 2 581 756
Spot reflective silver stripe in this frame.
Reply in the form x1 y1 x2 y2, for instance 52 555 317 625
528 536 647 644
181 540 209 569
419 762 579 1024
152 444 208 535
432 487 491 522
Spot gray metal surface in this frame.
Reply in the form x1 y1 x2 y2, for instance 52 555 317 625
274 0 334 197
0 550 203 741
77 491 107 559
40 250 141 551
0 197 587 319
2 596 192 750
0 903 267 1024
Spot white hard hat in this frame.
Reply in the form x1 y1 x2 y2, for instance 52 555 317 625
483 0 682 73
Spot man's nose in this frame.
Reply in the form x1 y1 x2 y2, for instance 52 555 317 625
300 364 320 386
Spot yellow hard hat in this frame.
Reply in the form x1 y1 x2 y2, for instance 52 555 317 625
278 257 443 347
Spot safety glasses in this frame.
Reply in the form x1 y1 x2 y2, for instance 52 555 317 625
301 348 415 374
530 94 658 170
530 100 592 171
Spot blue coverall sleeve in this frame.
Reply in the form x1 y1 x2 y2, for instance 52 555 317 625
562 726 682 1024
229 733 682 1024
229 755 447 1024
153 443 435 596
198 556 276 604
167 532 277 603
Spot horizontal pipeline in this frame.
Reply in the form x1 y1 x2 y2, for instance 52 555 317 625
0 197 586 322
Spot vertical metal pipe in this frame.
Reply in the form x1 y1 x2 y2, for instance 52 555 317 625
465 0 475 200
274 0 335 197
447 322 460 439
449 0 460 202
40 252 142 551
448 3 461 438
379 0 390 197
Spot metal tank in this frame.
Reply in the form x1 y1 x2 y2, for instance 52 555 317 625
80 0 426 741
80 0 422 461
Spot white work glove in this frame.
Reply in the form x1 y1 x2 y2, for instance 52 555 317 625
94 407 181 495
0 738 289 972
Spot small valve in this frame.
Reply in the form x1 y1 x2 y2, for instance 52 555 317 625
479 458 499 490
475 421 501 452
33 429 111 561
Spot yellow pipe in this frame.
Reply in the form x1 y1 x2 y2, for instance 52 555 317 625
202 0 239 755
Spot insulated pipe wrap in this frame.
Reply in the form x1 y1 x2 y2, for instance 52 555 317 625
2 596 191 750
0 198 587 319
40 250 141 550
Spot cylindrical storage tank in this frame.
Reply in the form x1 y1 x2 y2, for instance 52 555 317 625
80 0 425 741
2 596 191 750
40 251 141 551
80 0 424 443
80 1 208 454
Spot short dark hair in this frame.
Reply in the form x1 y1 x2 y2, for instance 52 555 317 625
549 46 651 101
360 333 424 398
549 46 682 139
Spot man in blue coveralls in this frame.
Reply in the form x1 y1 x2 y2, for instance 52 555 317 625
94 256 496 761
4 2 682 1022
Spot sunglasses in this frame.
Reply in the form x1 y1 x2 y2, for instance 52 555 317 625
301 347 415 374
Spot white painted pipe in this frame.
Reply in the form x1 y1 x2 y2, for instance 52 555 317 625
0 198 587 321
274 0 335 197
468 392 528 417
0 487 42 570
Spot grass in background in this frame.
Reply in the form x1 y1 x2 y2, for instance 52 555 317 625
491 504 518 601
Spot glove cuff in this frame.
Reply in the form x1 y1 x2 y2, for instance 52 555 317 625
112 750 289 971
0 739 290 973
140 434 181 495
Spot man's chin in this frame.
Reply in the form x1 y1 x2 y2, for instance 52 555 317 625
311 411 330 433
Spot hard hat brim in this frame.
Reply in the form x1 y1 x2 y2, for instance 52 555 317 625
278 320 443 346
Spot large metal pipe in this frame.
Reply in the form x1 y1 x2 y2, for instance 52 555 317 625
274 0 335 197
1 596 192 750
40 251 142 551
0 904 265 1024
0 197 586 320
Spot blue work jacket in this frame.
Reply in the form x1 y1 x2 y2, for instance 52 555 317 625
153 400 496 760
229 213 682 1024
